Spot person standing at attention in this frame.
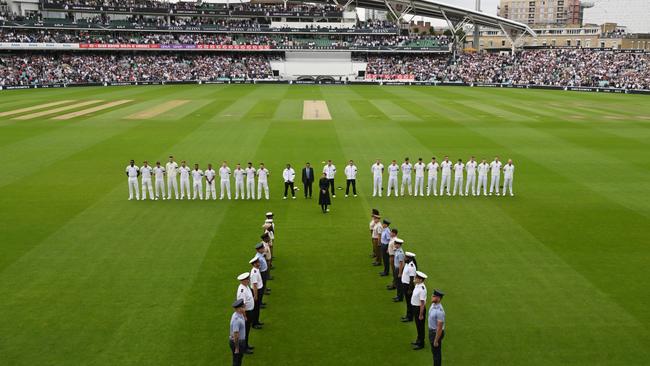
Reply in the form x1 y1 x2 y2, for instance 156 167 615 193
323 160 337 198
318 173 331 213
344 160 358 197
429 290 446 366
301 162 314 198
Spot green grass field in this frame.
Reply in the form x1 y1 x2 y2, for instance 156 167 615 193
1 84 649 366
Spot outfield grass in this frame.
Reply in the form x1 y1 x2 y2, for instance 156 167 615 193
0 84 649 366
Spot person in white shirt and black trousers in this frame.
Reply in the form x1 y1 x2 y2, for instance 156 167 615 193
282 163 296 199
344 160 358 197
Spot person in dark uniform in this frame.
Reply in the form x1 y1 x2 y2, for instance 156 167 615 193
429 290 446 366
401 252 417 322
301 162 315 198
411 271 428 350
318 173 331 213
229 299 247 366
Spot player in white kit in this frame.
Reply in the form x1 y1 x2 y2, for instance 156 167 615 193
426 157 439 196
257 163 270 200
439 156 452 196
502 159 515 196
452 159 465 196
477 159 489 196
204 163 217 200
165 156 179 200
371 159 384 197
219 161 232 200
489 157 502 196
140 161 154 200
387 160 400 197
465 157 477 196
125 159 140 200
245 162 256 199
179 161 191 200
233 163 246 200
191 164 204 200
413 158 425 196
153 161 165 200
400 158 413 196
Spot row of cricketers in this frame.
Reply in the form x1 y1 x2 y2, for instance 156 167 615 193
370 156 515 197
229 212 276 366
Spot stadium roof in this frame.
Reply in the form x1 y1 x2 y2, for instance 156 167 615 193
350 0 536 38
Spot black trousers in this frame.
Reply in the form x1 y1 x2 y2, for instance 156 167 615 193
412 305 427 346
404 283 413 319
345 179 357 195
244 310 253 348
261 270 268 291
395 277 404 301
328 179 335 194
429 330 445 366
381 244 390 275
229 339 246 366
303 181 313 197
253 290 263 325
284 181 295 197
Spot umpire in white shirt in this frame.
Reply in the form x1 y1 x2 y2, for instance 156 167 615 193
282 164 296 199
344 160 358 197
323 160 337 198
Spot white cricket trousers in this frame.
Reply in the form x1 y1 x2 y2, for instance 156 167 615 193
235 180 245 199
141 178 154 199
503 176 514 196
453 176 464 196
192 181 203 200
180 178 190 199
387 177 398 196
246 180 255 199
257 180 269 199
220 180 231 199
154 178 165 199
167 176 179 199
490 175 501 195
127 177 140 200
439 174 451 195
373 176 383 197
414 176 424 196
205 181 216 200
401 176 412 195
477 175 488 196
427 176 437 196
465 174 476 196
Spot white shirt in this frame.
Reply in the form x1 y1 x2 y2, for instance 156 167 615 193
179 166 190 180
250 267 263 290
236 284 254 311
414 162 425 178
411 283 427 306
282 168 296 182
371 163 384 178
205 169 216 183
490 160 502 176
503 164 515 179
125 165 139 178
401 162 413 176
478 163 490 177
401 261 416 284
140 165 152 180
323 164 336 179
165 161 178 177
454 163 465 177
466 161 477 176
388 164 400 178
219 166 231 181
440 161 452 176
233 168 245 182
153 166 165 180
427 162 439 177
191 169 203 182
258 168 269 182
344 165 358 180
245 167 256 181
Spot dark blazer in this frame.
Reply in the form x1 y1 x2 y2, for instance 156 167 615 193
302 167 315 184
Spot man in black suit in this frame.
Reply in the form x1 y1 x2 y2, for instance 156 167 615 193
301 162 315 198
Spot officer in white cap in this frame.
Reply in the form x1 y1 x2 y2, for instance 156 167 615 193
249 257 264 329
400 252 417 321
229 299 247 366
236 272 255 354
411 271 428 350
